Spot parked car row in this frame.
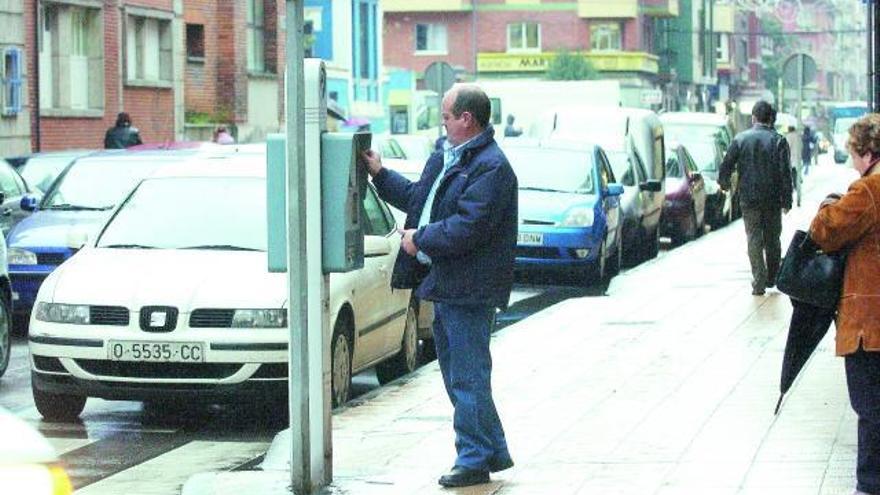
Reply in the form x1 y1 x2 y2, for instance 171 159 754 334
0 144 427 421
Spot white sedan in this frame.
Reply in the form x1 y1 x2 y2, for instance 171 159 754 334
28 154 420 421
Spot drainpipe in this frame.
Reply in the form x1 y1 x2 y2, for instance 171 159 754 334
472 0 478 78
33 0 41 151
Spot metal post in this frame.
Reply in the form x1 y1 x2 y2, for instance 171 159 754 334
797 54 804 126
285 1 311 493
33 0 41 151
868 2 874 111
874 0 880 111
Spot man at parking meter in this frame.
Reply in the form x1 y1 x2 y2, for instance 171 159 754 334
362 84 518 488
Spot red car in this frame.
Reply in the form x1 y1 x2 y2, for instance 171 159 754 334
661 143 707 245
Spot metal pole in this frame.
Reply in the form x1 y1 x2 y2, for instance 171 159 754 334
797 54 804 127
471 0 477 76
285 1 311 493
874 0 880 111
868 2 873 111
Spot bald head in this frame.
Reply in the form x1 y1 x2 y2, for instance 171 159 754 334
446 84 491 129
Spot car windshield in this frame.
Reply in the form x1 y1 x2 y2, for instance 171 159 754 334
678 140 717 171
835 117 859 134
43 158 170 210
505 147 594 194
19 155 79 193
663 123 722 143
605 151 633 186
97 177 266 251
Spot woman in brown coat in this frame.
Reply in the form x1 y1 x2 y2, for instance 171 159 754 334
811 113 880 495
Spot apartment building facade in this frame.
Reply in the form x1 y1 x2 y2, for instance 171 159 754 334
382 0 672 103
1 1 29 155
23 0 185 151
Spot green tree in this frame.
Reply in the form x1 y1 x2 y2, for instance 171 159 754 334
545 51 599 80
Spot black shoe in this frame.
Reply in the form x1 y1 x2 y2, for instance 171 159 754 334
752 288 765 296
438 466 490 487
488 455 514 472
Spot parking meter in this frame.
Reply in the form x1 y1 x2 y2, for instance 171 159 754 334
319 132 369 273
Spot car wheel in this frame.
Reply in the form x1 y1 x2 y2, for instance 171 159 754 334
376 299 419 385
0 294 10 378
586 237 607 285
32 386 86 422
331 314 353 408
609 234 622 276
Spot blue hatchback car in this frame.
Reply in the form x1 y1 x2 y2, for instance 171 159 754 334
7 150 200 326
501 140 624 285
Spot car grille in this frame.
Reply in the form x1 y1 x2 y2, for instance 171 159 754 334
252 363 288 379
516 246 562 259
33 356 66 373
190 309 235 328
75 360 243 379
90 306 130 326
36 252 69 265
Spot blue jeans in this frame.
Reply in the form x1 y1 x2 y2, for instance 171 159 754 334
846 348 880 494
433 302 510 470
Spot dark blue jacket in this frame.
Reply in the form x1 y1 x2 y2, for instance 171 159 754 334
372 126 518 308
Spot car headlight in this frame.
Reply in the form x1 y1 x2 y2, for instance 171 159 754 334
34 303 90 324
8 248 37 266
0 463 73 495
560 207 594 227
232 309 287 328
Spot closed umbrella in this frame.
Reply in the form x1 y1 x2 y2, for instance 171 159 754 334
775 299 836 414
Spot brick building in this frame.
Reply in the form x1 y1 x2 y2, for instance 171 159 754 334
182 0 285 143
382 0 670 103
23 0 185 151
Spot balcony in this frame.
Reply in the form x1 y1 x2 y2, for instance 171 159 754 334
578 0 637 19
382 0 472 12
641 0 678 17
477 51 658 76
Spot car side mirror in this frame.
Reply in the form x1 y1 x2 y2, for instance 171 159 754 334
605 183 624 197
20 194 38 212
639 180 662 192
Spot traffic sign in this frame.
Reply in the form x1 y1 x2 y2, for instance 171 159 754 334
424 62 456 96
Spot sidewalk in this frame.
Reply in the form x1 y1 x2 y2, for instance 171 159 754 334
186 162 861 495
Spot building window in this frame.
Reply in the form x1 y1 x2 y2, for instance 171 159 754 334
39 3 104 111
415 23 447 54
247 0 266 73
126 15 172 84
507 22 540 53
590 23 621 51
186 24 205 62
2 47 23 116
716 33 729 63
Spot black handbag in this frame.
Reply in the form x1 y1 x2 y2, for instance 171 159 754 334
776 230 847 309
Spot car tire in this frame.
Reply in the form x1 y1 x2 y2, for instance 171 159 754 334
32 386 86 422
644 226 660 261
376 299 420 385
586 237 607 285
609 234 622 277
0 294 10 378
331 314 353 408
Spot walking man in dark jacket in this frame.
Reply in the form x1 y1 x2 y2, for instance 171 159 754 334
719 100 792 295
363 83 518 488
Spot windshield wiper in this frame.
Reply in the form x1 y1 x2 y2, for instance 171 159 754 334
179 245 261 251
46 204 112 211
102 244 157 249
519 186 572 193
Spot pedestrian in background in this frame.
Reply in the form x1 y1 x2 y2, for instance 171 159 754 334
213 126 235 145
719 100 792 296
504 114 523 137
362 83 518 488
803 125 817 176
785 125 804 206
810 113 880 495
103 112 143 149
